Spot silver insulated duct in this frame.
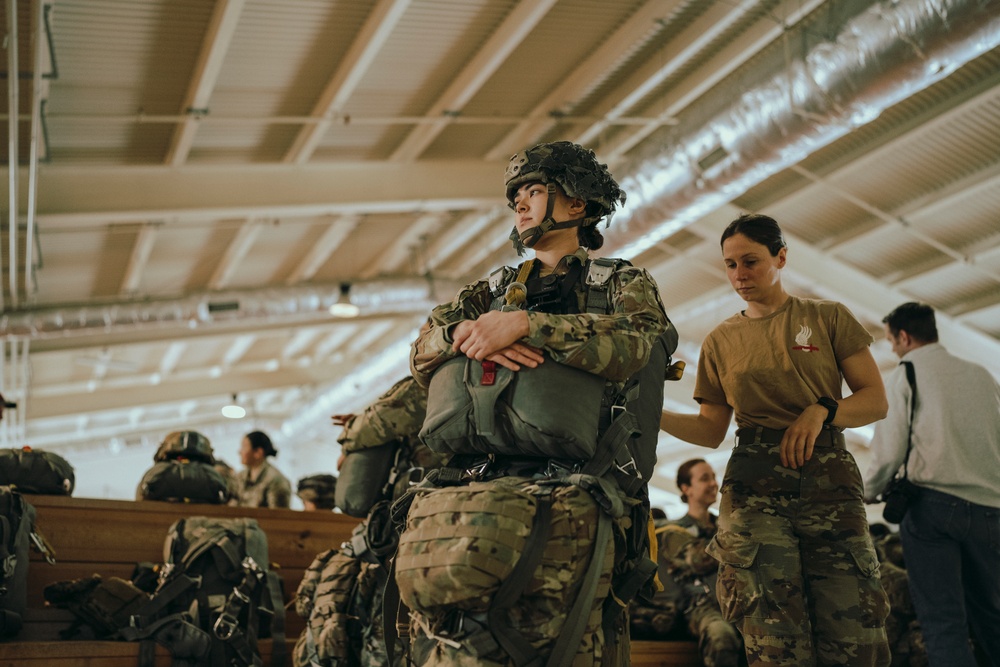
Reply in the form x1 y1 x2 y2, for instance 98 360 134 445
604 0 1000 258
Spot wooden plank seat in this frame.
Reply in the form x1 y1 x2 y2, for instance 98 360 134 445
1 494 699 666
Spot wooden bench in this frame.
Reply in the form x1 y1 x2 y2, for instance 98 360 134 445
0 494 699 666
2 495 359 664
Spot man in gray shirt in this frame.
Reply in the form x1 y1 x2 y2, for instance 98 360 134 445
864 302 1000 667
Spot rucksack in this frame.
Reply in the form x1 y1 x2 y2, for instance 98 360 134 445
0 486 56 637
137 460 230 504
293 547 363 666
0 447 75 495
123 517 286 667
293 511 405 667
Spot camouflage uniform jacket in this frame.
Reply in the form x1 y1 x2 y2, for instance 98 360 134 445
659 513 719 608
337 376 428 454
231 460 293 509
411 247 670 386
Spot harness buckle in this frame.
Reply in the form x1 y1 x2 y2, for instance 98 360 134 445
464 459 492 480
213 613 239 640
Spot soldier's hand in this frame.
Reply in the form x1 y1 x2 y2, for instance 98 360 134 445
331 413 355 427
452 311 538 367
484 343 545 372
779 404 827 469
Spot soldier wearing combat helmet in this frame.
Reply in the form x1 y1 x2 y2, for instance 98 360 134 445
406 142 674 665
504 140 625 255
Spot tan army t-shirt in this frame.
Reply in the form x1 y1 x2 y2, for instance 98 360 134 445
694 296 873 429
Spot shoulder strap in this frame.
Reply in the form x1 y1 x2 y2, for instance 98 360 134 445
899 361 917 479
584 257 627 314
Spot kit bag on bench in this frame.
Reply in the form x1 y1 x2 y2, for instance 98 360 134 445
122 516 286 667
0 485 56 638
0 446 75 495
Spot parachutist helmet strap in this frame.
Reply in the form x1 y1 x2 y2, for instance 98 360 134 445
509 184 590 255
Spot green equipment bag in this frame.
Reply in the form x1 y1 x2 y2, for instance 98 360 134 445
335 443 396 518
0 486 56 637
137 460 229 504
0 446 75 495
419 355 605 460
122 517 286 667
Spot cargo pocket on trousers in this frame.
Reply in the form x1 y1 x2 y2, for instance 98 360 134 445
849 542 890 630
706 533 761 627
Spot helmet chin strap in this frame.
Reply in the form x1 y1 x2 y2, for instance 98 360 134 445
509 183 591 255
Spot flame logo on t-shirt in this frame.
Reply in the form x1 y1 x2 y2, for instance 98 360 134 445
792 324 819 352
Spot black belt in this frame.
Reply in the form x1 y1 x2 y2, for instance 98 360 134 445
735 425 846 449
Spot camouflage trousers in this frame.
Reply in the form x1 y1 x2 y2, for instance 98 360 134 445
685 596 743 667
707 440 890 666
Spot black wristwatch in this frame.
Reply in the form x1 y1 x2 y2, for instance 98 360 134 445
817 397 838 425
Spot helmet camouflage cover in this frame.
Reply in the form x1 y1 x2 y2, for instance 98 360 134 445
504 141 625 220
297 473 337 509
154 430 215 464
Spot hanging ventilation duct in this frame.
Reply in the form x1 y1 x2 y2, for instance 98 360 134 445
603 0 1000 258
1 278 457 340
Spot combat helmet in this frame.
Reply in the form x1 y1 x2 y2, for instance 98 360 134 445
504 141 625 255
154 430 215 464
297 474 338 510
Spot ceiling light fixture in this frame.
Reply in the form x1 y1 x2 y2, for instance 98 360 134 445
329 282 360 318
221 393 246 419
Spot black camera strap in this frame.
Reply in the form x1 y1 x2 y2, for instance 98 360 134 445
898 361 918 480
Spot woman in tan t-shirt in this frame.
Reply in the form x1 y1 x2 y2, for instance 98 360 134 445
660 213 890 667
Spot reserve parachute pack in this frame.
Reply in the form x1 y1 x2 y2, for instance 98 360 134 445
421 257 679 491
121 516 286 667
0 446 75 495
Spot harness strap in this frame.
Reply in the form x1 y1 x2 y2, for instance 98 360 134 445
487 494 553 667
263 570 286 667
582 408 642 496
584 258 621 314
545 510 613 667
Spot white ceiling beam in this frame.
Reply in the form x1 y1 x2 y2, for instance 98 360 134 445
424 206 507 274
222 334 256 368
285 214 361 285
486 0 683 161
165 0 246 166
119 223 160 295
158 341 187 376
29 162 502 228
784 231 1000 378
575 0 761 149
281 329 321 361
314 323 362 360
207 218 264 290
596 0 827 161
358 212 446 279
391 0 557 162
283 0 412 164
